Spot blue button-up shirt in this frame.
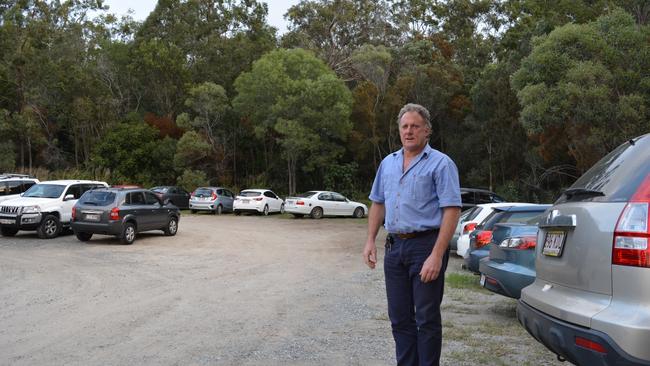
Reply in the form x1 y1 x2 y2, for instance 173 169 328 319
369 144 461 233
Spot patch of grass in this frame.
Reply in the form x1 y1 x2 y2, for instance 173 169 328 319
445 272 483 290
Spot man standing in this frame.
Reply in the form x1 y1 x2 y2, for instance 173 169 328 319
363 103 461 366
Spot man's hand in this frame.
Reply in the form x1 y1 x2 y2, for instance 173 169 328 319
419 253 443 283
363 239 377 269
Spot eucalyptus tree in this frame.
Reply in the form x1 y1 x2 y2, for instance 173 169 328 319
233 48 353 194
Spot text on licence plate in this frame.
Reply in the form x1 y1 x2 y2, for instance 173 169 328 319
85 214 100 221
543 231 566 257
0 218 15 225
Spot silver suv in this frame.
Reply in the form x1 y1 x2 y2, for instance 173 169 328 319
517 134 650 365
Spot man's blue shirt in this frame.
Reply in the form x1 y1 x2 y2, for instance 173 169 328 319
369 144 461 233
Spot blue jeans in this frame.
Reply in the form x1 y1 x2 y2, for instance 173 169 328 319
384 231 448 366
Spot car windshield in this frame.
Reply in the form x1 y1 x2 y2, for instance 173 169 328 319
23 184 65 198
297 191 317 198
194 189 213 197
79 191 116 206
240 191 261 197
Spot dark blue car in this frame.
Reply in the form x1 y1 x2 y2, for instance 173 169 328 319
464 204 550 273
478 222 538 298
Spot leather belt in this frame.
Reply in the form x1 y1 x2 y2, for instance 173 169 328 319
391 229 437 240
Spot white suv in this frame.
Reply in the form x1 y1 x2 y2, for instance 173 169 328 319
0 174 39 204
0 180 108 238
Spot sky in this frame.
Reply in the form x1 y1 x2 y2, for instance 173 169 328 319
101 0 301 34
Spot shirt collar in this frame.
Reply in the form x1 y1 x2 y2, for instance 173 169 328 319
393 144 432 159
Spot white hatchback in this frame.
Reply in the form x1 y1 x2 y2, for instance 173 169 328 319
233 189 284 216
284 191 368 219
456 202 533 258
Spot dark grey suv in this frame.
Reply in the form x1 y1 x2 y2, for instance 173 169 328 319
71 188 180 245
517 134 650 365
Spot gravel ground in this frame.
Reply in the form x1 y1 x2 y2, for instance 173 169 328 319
0 214 562 366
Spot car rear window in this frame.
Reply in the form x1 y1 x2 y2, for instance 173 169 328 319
79 191 116 206
465 207 483 221
297 191 317 198
151 187 168 193
194 188 213 197
557 134 650 203
240 191 261 197
482 210 546 230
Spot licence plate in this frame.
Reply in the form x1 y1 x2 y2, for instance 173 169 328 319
242 199 249 203
543 231 566 257
480 274 486 287
286 200 294 205
0 218 15 225
85 214 100 221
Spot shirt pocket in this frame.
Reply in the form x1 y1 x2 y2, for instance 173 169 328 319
412 174 434 200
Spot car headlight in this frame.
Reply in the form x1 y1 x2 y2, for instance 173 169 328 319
21 205 41 214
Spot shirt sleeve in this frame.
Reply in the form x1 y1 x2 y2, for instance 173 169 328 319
369 160 386 203
435 157 462 208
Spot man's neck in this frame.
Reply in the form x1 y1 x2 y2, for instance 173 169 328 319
403 145 426 159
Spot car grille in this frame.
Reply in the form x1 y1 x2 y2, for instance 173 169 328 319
0 206 20 214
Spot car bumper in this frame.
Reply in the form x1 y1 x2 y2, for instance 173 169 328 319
234 203 263 212
189 201 217 211
478 258 535 299
285 206 311 215
0 213 42 231
71 220 122 236
465 248 489 273
517 300 650 365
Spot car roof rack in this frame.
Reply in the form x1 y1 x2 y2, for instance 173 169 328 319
0 173 36 179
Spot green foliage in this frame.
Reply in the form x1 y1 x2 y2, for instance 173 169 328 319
173 131 211 170
176 169 209 192
0 141 15 172
324 162 359 198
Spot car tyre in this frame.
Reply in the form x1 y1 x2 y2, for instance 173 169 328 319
216 205 223 215
234 210 241 216
353 207 365 218
121 222 136 245
1 227 18 237
75 232 93 242
262 205 269 216
280 204 285 214
310 207 323 219
164 216 178 236
37 214 61 239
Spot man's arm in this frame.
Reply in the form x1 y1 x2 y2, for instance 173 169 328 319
363 202 385 269
419 206 461 282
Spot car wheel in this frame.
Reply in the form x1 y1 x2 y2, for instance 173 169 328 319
280 204 285 214
75 232 93 242
353 207 365 218
37 214 61 239
164 217 178 236
1 227 18 237
310 207 323 219
292 214 304 218
120 222 136 245
216 205 223 215
234 210 241 216
263 205 269 216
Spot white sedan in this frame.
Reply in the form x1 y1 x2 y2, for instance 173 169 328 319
233 189 284 216
284 191 368 219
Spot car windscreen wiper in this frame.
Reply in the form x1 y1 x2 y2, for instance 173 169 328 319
563 188 605 198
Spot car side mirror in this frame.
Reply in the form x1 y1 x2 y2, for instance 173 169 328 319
64 194 75 201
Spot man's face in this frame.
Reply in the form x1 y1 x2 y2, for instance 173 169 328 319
399 111 430 153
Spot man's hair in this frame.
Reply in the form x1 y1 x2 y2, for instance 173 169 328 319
397 103 432 130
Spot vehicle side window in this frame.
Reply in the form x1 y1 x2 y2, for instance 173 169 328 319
332 193 346 202
144 191 160 205
22 181 36 192
0 182 7 196
217 189 224 196
477 193 494 204
65 185 83 199
127 192 145 205
264 191 274 198
7 181 21 195
318 193 332 201
169 187 178 194
80 184 98 195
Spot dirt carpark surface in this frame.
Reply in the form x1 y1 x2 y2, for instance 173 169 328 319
1 214 563 366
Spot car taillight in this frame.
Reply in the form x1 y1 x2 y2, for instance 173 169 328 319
613 174 650 268
463 222 477 235
499 235 537 250
211 192 218 200
476 231 493 248
297 201 305 205
110 207 120 221
254 197 263 201
575 336 607 354
72 207 77 220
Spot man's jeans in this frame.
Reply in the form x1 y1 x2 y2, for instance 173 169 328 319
384 230 449 366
